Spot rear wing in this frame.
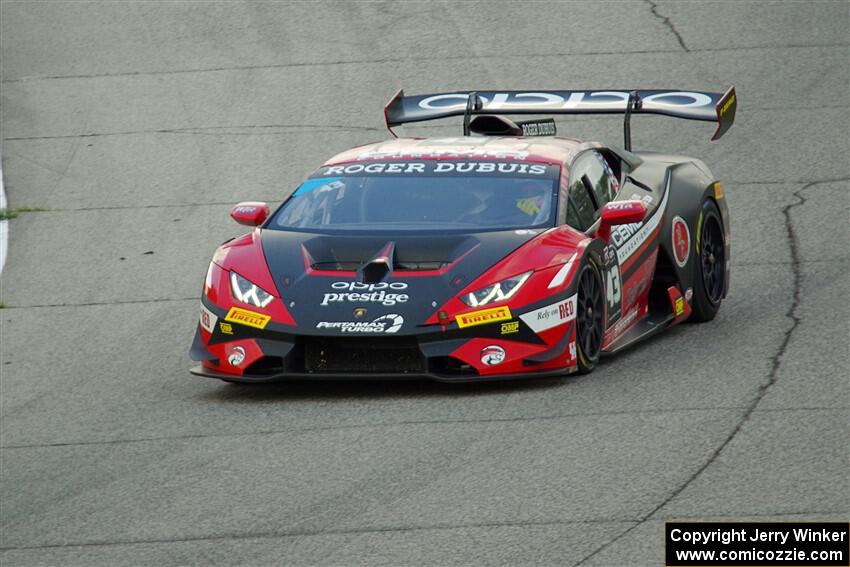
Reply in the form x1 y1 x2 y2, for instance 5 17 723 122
384 88 737 144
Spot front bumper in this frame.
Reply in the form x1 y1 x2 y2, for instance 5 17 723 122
189 363 573 384
191 284 580 383
190 324 577 383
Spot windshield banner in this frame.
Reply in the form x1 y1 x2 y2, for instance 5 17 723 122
317 161 559 178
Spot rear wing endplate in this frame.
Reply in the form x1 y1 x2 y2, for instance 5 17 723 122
384 87 737 142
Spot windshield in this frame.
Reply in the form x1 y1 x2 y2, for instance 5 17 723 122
269 160 560 233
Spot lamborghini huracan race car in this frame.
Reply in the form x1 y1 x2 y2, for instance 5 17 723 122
190 88 736 382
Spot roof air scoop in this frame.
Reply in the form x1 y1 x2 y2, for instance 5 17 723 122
358 241 396 284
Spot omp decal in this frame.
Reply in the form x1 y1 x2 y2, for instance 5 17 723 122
316 314 403 334
547 252 578 289
500 321 520 335
614 175 670 265
456 306 512 329
200 304 217 333
225 307 271 330
672 216 691 268
520 294 577 334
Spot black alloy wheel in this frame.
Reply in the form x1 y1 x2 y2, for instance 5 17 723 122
575 261 605 374
690 199 726 322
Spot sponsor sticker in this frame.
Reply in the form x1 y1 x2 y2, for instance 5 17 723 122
672 216 691 268
519 119 556 136
696 211 703 249
316 314 403 334
613 179 670 265
322 281 409 307
416 91 715 112
200 304 216 333
500 321 520 335
219 322 234 335
718 92 736 117
610 306 639 338
321 161 553 177
228 346 246 367
225 307 271 330
357 148 531 161
480 345 506 366
519 295 577 334
675 296 686 317
714 181 725 200
456 306 512 329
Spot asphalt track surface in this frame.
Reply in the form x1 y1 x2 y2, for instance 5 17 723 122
1 2 848 565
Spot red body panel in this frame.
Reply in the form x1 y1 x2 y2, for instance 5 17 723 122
427 227 590 325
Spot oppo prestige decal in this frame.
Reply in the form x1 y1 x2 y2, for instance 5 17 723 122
322 281 409 307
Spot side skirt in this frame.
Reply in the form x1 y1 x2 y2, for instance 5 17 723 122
601 312 673 355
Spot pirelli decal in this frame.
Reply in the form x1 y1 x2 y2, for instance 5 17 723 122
225 307 271 330
456 306 512 329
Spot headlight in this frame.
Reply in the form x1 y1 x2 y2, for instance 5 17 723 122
461 271 532 307
230 272 274 308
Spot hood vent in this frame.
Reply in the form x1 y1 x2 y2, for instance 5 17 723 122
300 234 477 273
358 241 395 284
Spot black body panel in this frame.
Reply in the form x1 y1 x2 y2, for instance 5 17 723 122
259 228 543 336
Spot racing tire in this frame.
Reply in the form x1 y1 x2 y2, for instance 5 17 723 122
689 199 726 322
575 260 605 374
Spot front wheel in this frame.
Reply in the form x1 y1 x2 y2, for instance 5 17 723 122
575 261 605 374
690 199 726 322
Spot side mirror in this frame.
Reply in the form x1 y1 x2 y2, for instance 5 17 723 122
597 200 648 243
231 202 269 226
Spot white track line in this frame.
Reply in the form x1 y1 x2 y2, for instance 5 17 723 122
0 162 8 274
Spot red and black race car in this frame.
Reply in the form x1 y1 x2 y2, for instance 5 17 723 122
190 88 736 382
